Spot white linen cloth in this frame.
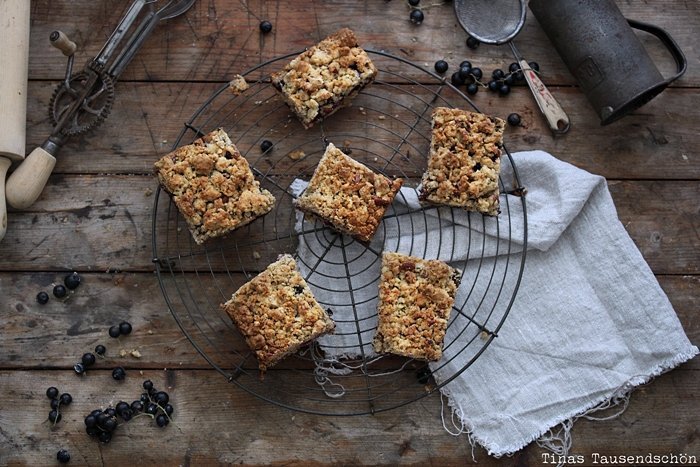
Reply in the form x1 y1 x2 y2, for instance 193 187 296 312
292 150 697 456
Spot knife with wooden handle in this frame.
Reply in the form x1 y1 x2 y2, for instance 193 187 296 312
0 0 31 241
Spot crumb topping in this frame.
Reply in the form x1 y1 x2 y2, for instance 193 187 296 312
220 254 335 371
154 128 275 244
419 107 505 216
271 28 378 128
373 252 460 361
295 143 403 242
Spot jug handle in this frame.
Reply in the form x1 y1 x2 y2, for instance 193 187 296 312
627 19 687 85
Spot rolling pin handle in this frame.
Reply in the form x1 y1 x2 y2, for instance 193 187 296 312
5 146 57 210
50 30 77 57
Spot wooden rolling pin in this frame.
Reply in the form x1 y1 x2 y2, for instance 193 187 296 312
0 0 31 241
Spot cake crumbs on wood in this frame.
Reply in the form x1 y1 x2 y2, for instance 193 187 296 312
228 74 249 95
288 149 306 161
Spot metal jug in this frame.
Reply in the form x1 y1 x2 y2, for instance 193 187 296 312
528 0 686 125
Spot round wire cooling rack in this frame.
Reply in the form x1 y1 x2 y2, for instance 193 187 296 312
152 50 527 416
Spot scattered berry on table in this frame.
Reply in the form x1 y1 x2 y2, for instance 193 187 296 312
53 285 67 298
143 380 154 391
408 0 420 5
94 344 106 356
146 403 158 416
46 387 59 400
154 391 169 406
409 9 424 24
131 400 144 412
459 60 472 69
59 393 72 406
156 414 169 427
466 36 480 49
48 409 62 423
84 415 97 428
98 430 112 444
73 363 85 375
466 83 479 95
116 401 130 415
82 353 96 366
507 113 522 126
118 321 132 336
56 449 71 464
458 65 472 81
259 20 272 34
433 59 448 74
108 325 121 338
470 67 483 80
498 84 511 96
36 291 49 305
63 272 81 290
260 140 273 153
112 367 126 381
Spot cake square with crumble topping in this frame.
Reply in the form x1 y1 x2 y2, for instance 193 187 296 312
419 107 505 216
373 252 461 361
271 28 378 129
154 128 275 244
220 254 335 371
295 142 403 243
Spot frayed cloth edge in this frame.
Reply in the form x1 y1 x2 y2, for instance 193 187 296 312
440 347 699 458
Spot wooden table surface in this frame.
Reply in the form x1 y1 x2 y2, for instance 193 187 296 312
1 1 698 465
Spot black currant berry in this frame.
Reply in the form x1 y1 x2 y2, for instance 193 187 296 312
434 59 448 74
50 399 60 410
84 415 97 428
73 363 85 375
156 414 169 427
498 84 511 96
409 9 424 24
154 391 169 406
48 410 62 423
108 325 121 338
408 0 420 5
98 430 112 444
118 321 132 335
458 65 472 81
260 140 273 153
82 353 96 366
528 61 540 72
59 393 72 406
131 401 144 412
94 344 106 356
112 367 126 381
507 113 522 126
459 60 472 69
466 36 480 49
492 69 505 80
104 408 117 417
57 449 71 464
64 272 81 290
46 387 59 400
466 83 479 95
470 67 483 81
146 403 158 416
259 20 272 34
102 416 117 432
164 404 174 416
450 72 464 86
488 80 499 92
37 291 49 305
143 380 154 392
116 401 130 415
53 285 67 298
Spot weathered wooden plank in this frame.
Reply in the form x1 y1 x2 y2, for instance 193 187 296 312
0 367 696 466
1 272 696 370
26 1 700 86
0 176 697 274
24 80 700 180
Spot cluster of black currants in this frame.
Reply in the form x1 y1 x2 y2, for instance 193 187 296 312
82 380 174 444
36 272 81 304
46 386 72 426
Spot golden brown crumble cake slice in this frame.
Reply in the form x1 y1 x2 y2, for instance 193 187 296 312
373 252 461 361
271 28 378 129
295 143 403 242
220 254 335 371
419 107 506 216
154 128 275 244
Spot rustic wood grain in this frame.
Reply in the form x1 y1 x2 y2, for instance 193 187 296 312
1 0 697 465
